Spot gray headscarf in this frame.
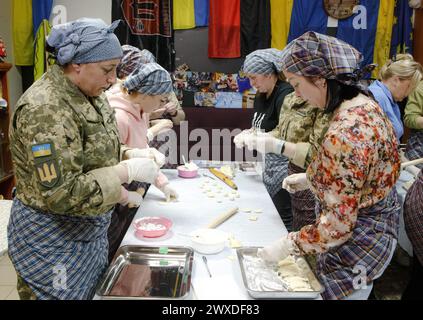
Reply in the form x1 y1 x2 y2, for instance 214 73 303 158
123 62 173 95
242 48 283 75
116 45 156 79
47 18 123 65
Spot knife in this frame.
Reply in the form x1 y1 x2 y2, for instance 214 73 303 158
208 168 238 190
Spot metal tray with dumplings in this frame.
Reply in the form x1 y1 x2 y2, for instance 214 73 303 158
96 245 194 300
236 247 322 299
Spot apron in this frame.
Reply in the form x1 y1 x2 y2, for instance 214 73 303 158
288 163 316 231
8 199 112 300
317 188 401 300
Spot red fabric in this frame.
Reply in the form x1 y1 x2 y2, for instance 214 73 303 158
208 0 240 58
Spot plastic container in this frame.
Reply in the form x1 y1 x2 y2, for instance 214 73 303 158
177 165 198 178
133 217 172 238
189 228 228 254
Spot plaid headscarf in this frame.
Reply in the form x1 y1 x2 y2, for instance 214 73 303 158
116 45 156 79
123 62 173 95
47 18 123 65
242 48 283 75
280 31 374 89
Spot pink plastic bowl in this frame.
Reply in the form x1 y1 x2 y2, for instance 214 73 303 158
177 165 198 178
133 217 172 238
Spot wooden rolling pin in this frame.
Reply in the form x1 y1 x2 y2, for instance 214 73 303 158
206 207 239 229
401 158 423 169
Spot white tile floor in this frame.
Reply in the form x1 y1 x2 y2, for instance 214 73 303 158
0 253 19 300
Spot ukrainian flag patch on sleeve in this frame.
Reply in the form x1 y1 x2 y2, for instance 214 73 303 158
31 143 52 158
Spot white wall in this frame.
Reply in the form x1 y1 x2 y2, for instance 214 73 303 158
51 0 111 24
0 0 22 111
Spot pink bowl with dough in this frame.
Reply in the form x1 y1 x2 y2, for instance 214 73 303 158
133 217 172 238
177 165 198 178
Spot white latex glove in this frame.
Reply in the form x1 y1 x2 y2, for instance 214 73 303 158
243 134 285 154
282 173 309 193
125 147 165 168
233 129 254 148
158 184 179 202
147 119 173 142
257 236 296 263
163 101 178 115
120 158 159 184
126 191 144 208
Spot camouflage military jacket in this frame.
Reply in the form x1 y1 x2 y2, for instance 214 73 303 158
9 65 123 216
270 92 332 169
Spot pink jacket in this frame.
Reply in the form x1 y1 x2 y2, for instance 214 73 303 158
106 84 168 188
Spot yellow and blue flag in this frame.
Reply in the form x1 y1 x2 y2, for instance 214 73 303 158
390 0 413 57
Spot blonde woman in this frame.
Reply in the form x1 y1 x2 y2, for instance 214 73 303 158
368 54 422 142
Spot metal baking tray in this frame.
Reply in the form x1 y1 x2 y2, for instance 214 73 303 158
96 245 194 300
236 247 322 299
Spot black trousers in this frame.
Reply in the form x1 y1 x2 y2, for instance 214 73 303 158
402 256 423 300
271 188 293 232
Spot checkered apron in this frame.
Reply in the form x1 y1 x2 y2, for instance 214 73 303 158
403 169 423 265
7 199 112 300
262 153 289 198
405 130 423 169
288 163 317 231
316 188 401 300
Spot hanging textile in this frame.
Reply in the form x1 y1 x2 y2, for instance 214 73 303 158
337 0 382 76
34 20 52 81
32 0 53 38
173 0 195 30
372 0 396 78
112 0 175 71
208 0 241 58
194 0 209 27
390 0 413 57
270 0 294 49
12 0 34 66
287 0 327 44
240 0 271 56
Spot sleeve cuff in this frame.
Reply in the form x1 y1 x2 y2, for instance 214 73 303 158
89 167 123 206
291 142 311 169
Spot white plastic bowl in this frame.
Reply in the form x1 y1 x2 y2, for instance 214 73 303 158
189 228 228 255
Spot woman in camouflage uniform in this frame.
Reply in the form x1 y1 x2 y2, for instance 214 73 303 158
7 18 161 300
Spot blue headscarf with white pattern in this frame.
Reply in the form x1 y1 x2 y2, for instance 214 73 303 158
242 48 283 75
47 18 123 65
123 62 173 95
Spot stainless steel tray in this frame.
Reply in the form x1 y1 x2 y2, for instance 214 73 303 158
96 245 194 300
236 247 322 299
